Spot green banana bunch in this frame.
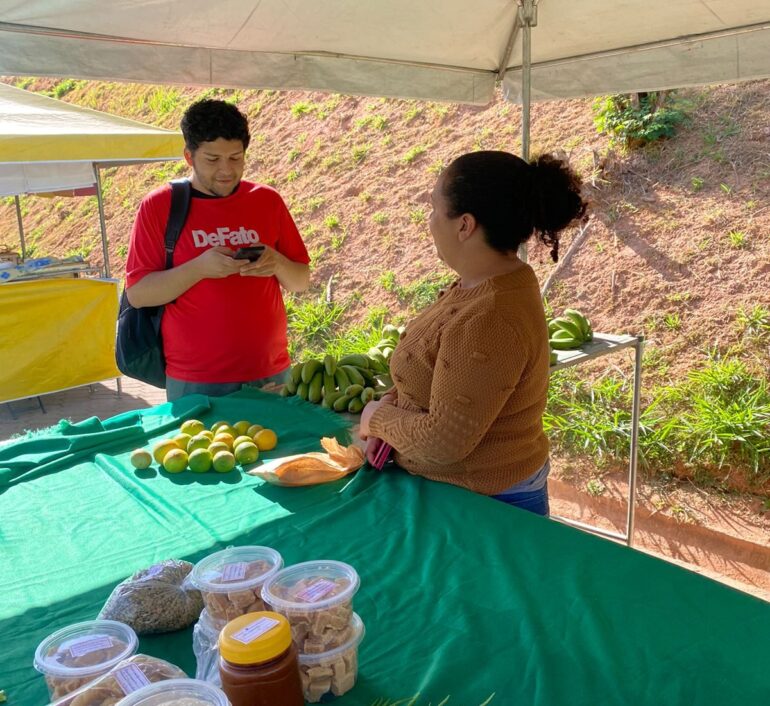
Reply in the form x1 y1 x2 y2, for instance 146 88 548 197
547 308 593 350
281 351 393 415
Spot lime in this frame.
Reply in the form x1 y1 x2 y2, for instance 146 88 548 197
162 448 188 473
233 435 255 450
180 419 205 436
210 420 230 433
208 441 230 457
187 434 211 453
235 442 259 465
130 449 152 470
233 420 252 436
212 450 236 473
246 424 264 437
153 440 179 465
174 433 191 450
188 448 213 473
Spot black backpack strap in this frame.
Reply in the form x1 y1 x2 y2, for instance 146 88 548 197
164 178 192 269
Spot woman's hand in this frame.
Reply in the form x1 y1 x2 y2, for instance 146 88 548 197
358 399 381 440
359 389 399 439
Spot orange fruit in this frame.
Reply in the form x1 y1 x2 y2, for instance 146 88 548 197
213 432 235 450
153 440 179 465
254 429 278 451
210 420 230 433
233 435 255 450
200 430 215 441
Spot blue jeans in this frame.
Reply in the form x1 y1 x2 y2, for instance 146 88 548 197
166 368 290 402
491 459 551 516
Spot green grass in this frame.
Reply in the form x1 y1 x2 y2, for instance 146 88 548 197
372 211 388 225
409 208 426 224
401 145 427 164
291 101 315 118
324 214 341 230
727 230 747 248
546 355 770 485
351 144 372 163
736 304 770 338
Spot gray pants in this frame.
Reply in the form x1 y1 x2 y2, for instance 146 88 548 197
166 368 290 402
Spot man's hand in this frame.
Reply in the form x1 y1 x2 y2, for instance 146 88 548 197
239 245 310 292
238 245 284 278
191 246 243 279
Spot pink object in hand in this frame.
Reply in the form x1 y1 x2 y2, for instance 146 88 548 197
367 438 392 470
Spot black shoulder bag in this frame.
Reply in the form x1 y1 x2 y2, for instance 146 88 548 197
115 179 192 388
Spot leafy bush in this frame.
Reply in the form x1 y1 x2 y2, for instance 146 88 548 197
592 92 687 148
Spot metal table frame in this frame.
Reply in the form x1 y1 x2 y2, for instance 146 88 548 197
549 332 645 547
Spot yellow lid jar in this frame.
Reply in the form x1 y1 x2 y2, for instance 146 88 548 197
218 612 303 706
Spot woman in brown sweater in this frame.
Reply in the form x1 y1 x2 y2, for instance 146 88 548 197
359 150 586 515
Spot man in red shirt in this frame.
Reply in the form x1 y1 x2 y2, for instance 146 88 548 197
125 99 310 400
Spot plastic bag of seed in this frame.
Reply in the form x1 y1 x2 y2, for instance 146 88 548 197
98 560 203 635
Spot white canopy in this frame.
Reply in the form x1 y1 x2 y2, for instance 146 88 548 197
0 1 768 105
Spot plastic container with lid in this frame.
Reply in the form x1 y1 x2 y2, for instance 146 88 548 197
298 612 365 703
34 619 139 701
116 678 230 706
218 611 304 706
189 546 282 624
260 560 360 653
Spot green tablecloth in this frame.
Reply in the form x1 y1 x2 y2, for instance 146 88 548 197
1 389 769 705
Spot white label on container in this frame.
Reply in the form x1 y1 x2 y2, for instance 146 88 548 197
297 578 336 603
113 664 151 694
221 562 247 582
68 635 113 659
232 617 280 644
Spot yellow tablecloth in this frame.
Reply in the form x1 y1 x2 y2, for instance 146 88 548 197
0 277 119 402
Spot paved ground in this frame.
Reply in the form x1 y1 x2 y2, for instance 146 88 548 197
0 377 165 440
2 377 768 602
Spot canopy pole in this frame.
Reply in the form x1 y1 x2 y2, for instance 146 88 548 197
94 165 111 278
14 195 26 260
517 0 537 262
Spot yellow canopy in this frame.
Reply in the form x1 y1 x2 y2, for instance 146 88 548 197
0 83 183 196
0 278 120 403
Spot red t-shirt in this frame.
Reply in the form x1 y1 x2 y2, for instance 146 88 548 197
126 181 309 383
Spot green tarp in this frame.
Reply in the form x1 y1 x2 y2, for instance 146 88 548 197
1 388 769 705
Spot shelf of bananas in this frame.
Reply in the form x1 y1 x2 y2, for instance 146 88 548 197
282 325 404 414
548 308 594 352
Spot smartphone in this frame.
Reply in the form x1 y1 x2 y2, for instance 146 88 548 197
233 245 266 262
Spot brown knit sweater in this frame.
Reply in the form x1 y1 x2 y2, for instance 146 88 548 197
369 265 550 494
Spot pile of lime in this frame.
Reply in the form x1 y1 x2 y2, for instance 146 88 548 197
129 419 279 474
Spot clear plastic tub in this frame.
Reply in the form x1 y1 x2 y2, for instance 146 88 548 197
260 560 360 652
298 613 365 703
34 619 139 701
189 546 283 623
49 654 186 706
116 678 230 706
192 609 225 686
